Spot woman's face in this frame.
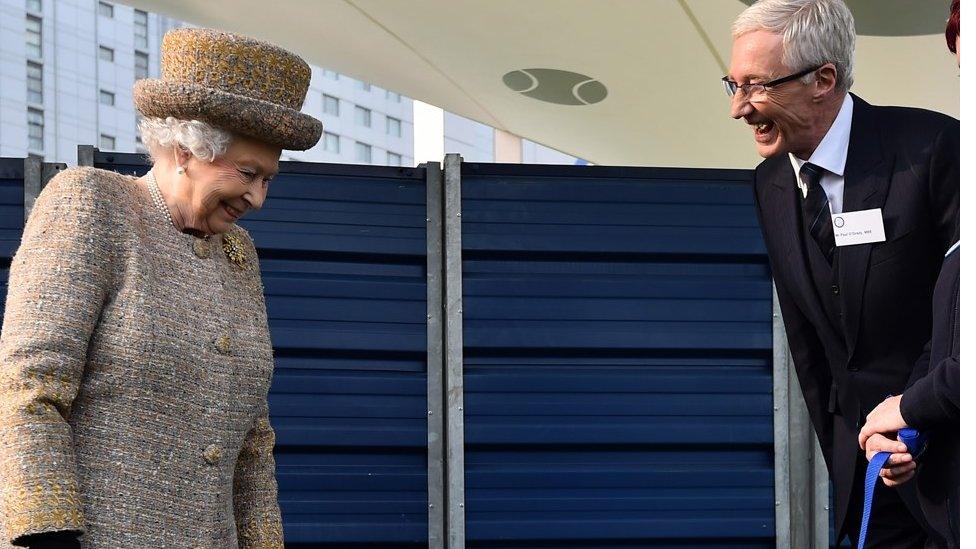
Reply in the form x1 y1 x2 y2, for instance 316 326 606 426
179 136 281 235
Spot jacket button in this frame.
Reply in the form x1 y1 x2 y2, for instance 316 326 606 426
214 335 232 355
203 444 222 465
193 238 211 259
831 284 840 295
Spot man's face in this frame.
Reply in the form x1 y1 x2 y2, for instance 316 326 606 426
728 30 821 159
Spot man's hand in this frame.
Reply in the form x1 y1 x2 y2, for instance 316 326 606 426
858 394 908 450
864 433 916 487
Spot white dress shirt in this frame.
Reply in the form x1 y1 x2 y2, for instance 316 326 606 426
789 93 854 215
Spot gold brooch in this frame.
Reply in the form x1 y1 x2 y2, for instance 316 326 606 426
222 233 248 269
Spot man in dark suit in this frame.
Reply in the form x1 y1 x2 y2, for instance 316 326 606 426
726 0 958 546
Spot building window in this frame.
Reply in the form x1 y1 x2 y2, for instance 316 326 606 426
135 51 149 79
323 132 340 154
27 61 43 104
98 1 113 18
386 116 402 137
26 15 42 59
323 69 339 80
386 90 401 102
355 106 371 127
387 152 401 166
355 142 371 163
27 108 44 151
98 45 114 62
99 90 115 106
134 10 148 50
322 94 339 116
100 134 115 150
26 0 41 12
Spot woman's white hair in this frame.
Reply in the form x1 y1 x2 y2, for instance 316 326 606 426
732 0 856 92
138 116 233 163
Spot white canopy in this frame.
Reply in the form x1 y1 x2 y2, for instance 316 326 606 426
120 0 959 168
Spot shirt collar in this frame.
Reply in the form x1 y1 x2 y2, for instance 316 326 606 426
789 92 854 181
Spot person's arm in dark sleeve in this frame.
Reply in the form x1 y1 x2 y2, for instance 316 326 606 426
901 271 959 430
926 118 959 248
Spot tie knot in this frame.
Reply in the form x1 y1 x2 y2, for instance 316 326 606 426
799 162 825 185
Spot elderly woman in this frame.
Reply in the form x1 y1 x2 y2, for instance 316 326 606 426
0 29 321 548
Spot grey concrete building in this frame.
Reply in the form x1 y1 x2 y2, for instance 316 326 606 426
0 0 579 167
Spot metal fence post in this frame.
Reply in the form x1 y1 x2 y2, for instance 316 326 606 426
23 157 42 222
78 145 96 167
23 158 68 222
426 161 446 549
42 163 67 191
442 153 465 548
773 283 830 548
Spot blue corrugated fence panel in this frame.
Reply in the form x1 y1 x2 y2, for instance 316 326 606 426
460 163 774 548
93 153 429 547
0 158 25 336
256 163 428 546
0 159 24 258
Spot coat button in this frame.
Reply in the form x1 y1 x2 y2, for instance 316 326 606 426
214 335 232 355
193 238 211 259
831 284 840 295
203 444 222 465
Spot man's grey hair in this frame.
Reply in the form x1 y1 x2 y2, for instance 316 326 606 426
139 117 233 163
732 0 856 92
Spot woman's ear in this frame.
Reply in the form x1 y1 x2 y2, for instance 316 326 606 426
173 145 192 170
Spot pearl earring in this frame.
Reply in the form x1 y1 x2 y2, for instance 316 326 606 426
176 166 186 176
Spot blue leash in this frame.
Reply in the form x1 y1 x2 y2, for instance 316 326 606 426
856 428 927 549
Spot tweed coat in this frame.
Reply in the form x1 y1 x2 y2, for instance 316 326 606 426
0 167 283 548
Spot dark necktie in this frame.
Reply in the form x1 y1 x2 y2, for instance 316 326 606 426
799 163 835 263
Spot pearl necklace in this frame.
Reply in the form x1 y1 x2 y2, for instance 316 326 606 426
145 169 175 229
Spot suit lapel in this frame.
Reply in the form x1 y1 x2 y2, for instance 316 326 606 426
765 157 832 329
837 95 893 353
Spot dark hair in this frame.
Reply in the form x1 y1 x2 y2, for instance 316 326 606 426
947 0 960 54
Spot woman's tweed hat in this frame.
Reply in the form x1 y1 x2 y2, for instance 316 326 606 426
133 28 323 151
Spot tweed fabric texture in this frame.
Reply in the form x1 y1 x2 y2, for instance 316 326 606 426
0 167 284 548
134 28 322 150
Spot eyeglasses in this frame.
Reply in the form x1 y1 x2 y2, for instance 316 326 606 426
722 65 822 99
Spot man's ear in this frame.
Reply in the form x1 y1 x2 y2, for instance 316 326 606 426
813 63 838 101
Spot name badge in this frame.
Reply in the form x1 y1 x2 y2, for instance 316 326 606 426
831 208 886 247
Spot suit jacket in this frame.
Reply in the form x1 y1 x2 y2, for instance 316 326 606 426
0 168 283 548
900 246 960 548
753 94 958 536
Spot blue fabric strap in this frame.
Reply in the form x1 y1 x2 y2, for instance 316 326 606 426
856 428 927 549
